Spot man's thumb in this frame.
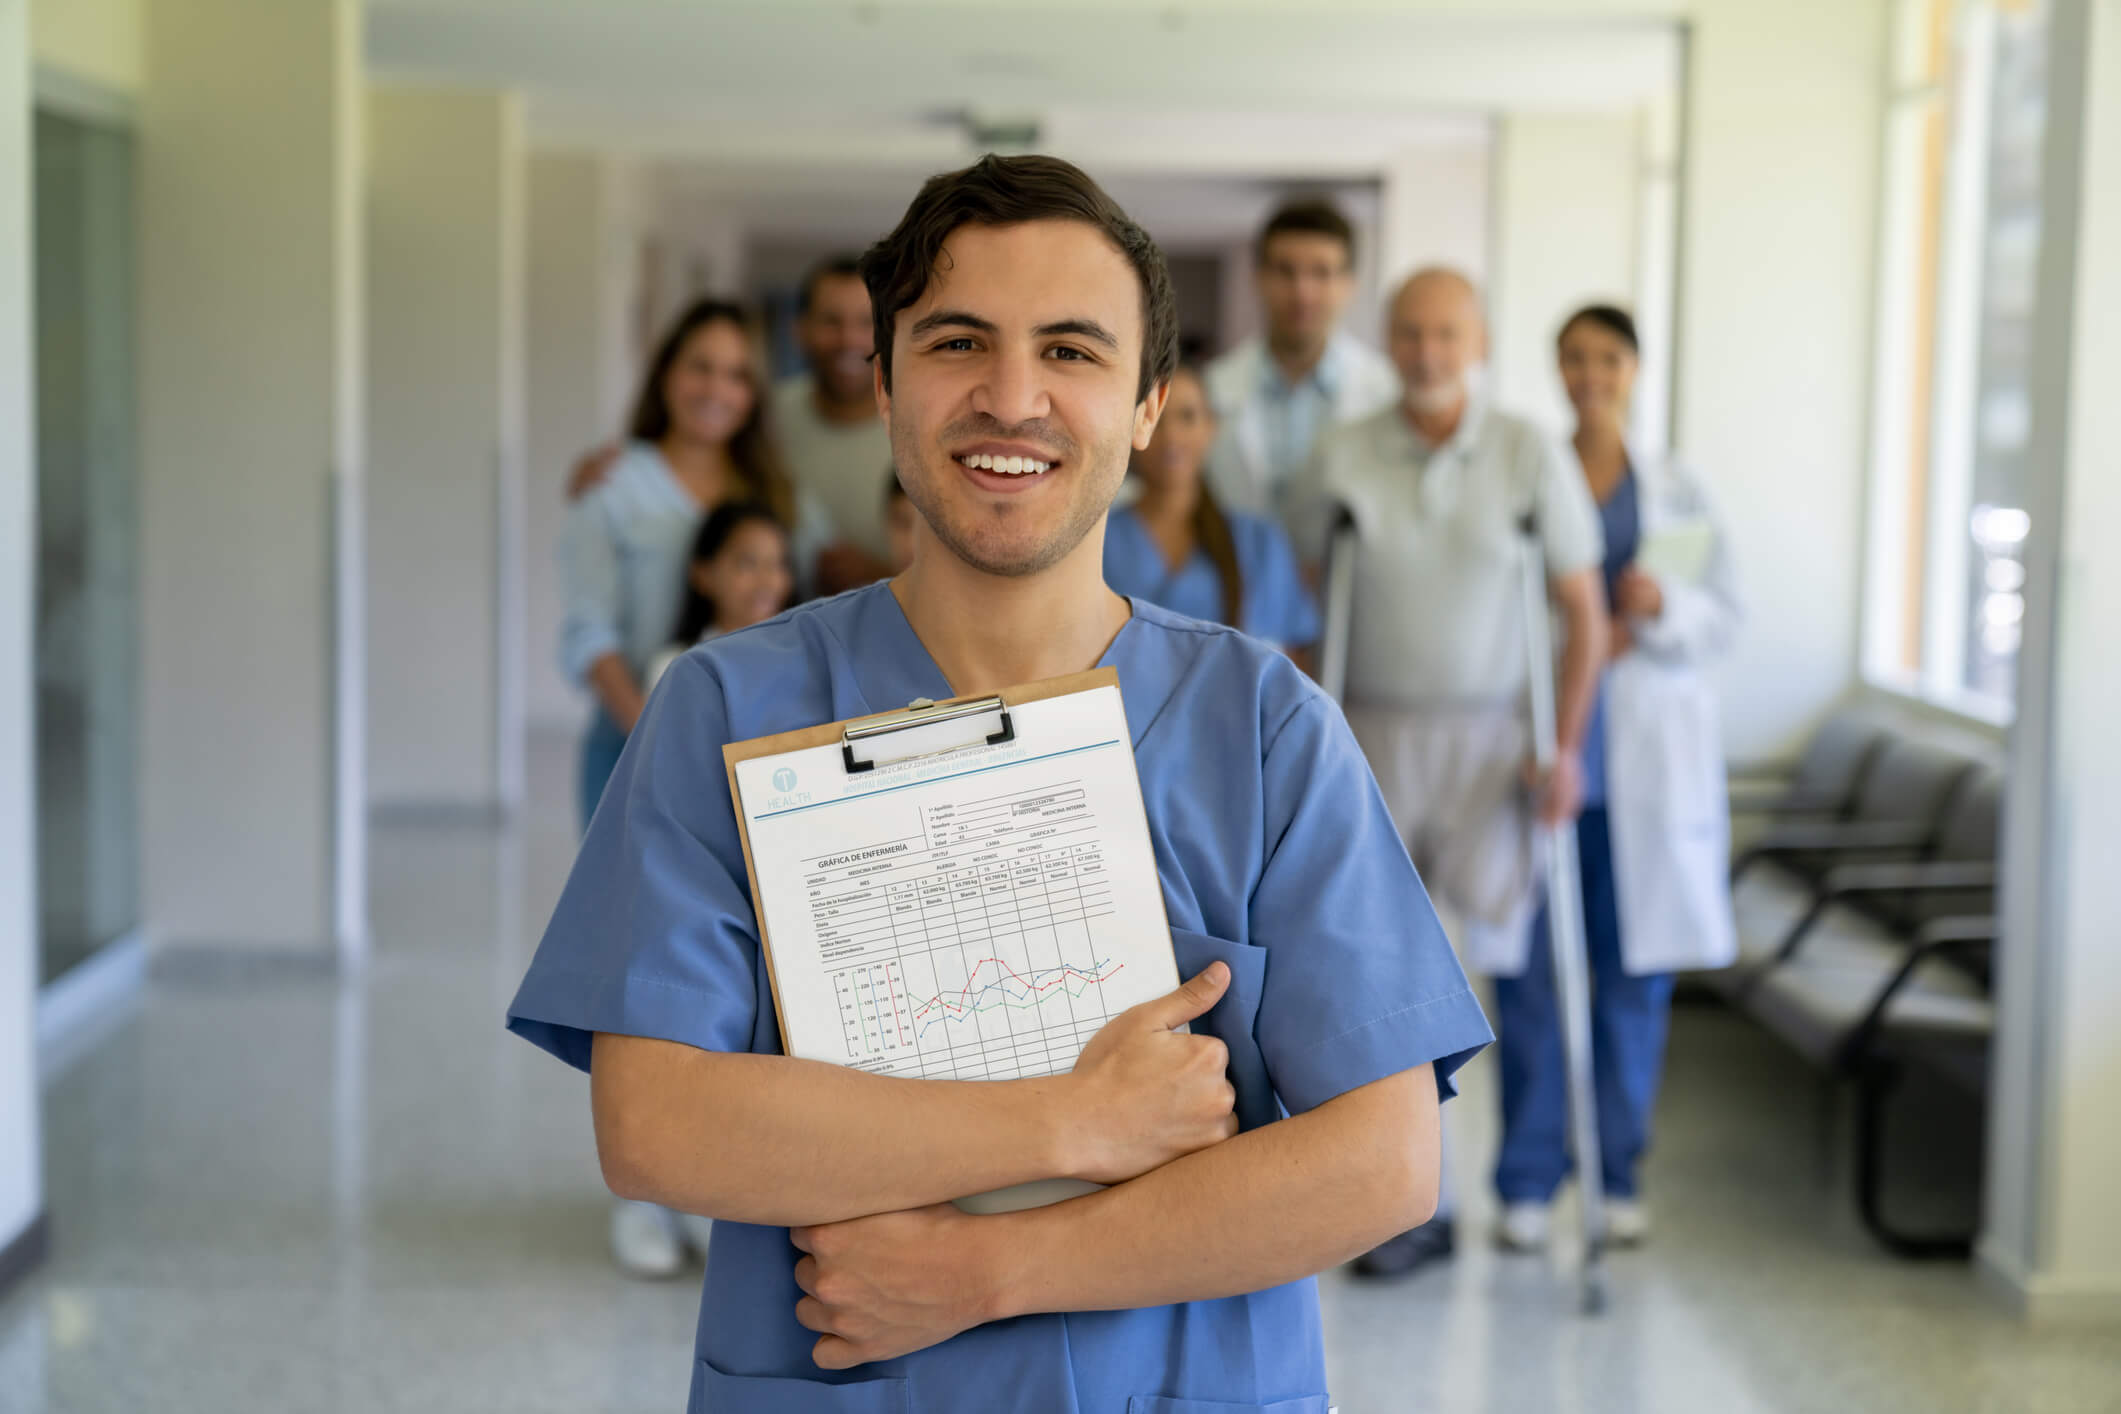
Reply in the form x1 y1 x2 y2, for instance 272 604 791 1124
1148 961 1230 1029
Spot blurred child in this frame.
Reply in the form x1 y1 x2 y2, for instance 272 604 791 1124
613 499 793 1279
641 501 795 696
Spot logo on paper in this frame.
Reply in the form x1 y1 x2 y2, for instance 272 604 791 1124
772 767 798 792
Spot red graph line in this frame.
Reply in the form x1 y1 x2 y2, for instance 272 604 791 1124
909 957 1122 1024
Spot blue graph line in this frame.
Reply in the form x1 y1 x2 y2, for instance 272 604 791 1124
912 958 1118 1041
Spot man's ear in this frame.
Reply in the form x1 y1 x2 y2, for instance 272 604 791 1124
1132 379 1173 451
872 355 891 420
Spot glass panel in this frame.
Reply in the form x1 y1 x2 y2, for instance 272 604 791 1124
1958 0 2048 703
34 108 139 985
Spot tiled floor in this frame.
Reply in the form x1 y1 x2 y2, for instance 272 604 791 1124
2 734 2115 1413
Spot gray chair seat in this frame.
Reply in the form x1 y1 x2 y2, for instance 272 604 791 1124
1745 934 1993 1069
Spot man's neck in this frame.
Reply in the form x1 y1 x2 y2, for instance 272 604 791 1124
810 377 877 429
891 534 1130 697
1402 393 1468 447
1265 330 1330 386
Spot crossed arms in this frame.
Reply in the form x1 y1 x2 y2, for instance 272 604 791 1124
590 963 1439 1368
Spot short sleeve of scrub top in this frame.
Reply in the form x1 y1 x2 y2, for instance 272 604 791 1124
505 584 1492 1414
508 651 766 1070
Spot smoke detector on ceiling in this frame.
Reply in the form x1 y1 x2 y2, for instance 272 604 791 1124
918 108 1044 152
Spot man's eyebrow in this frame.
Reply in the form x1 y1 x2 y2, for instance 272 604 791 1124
1035 318 1120 351
908 309 999 338
905 310 1121 353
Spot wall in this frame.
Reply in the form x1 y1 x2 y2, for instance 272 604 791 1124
1674 0 1887 760
525 151 608 732
1491 110 1643 433
1982 0 2121 1319
365 85 527 810
1376 133 1494 295
136 0 364 953
29 0 139 94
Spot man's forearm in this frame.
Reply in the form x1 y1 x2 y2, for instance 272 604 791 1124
593 1036 1074 1227
983 1067 1436 1317
1552 577 1609 752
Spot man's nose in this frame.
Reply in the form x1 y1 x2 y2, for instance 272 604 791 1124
971 344 1049 427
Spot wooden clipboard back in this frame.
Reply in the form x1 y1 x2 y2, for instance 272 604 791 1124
720 666 1125 1055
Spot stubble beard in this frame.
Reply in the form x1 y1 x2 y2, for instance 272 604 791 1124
888 409 1116 579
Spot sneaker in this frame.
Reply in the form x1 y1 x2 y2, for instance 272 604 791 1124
1350 1217 1456 1279
610 1199 685 1279
1604 1197 1650 1247
676 1212 716 1259
1495 1201 1552 1253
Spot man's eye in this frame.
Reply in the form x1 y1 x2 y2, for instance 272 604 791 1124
1047 346 1089 362
934 337 976 352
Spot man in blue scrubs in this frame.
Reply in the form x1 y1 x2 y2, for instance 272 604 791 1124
509 154 1491 1413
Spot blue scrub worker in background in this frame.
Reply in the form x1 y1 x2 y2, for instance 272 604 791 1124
508 154 1491 1413
1490 305 1741 1253
1104 361 1321 659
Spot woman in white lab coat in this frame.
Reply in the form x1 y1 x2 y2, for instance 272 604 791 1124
1487 304 1741 1253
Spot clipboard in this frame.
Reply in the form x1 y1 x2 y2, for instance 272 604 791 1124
722 667 1181 1213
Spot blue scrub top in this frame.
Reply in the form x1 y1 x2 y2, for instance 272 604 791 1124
1103 504 1321 649
1582 470 1641 808
508 582 1490 1414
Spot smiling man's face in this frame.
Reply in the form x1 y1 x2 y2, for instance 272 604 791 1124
877 220 1165 578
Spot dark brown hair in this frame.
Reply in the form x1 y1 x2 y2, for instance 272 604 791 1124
1255 198 1356 267
628 298 796 526
669 500 790 645
1557 303 1640 354
859 154 1179 403
1169 365 1243 628
798 255 865 315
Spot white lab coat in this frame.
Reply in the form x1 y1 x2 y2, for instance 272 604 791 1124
1466 450 1743 978
1202 332 1399 521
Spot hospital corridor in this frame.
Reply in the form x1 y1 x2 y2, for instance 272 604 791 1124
4 2 2121 1412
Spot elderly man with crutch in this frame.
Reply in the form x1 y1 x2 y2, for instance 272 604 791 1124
1302 268 1609 1285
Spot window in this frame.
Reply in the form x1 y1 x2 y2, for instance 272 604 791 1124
34 101 141 985
1862 0 2050 720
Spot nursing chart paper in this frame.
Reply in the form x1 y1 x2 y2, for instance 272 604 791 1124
725 676 1181 1209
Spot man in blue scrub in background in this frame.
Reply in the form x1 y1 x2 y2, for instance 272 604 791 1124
508 154 1491 1414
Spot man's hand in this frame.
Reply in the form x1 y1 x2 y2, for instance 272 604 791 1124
1613 566 1663 622
1060 963 1237 1185
566 443 621 501
792 1205 999 1370
1527 747 1585 827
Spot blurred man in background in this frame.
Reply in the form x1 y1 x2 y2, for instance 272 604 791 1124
772 255 896 589
1203 199 1397 533
1297 267 1609 1279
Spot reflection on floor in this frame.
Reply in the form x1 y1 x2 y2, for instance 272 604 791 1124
2 734 2115 1413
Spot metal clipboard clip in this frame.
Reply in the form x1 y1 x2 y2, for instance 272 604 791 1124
840 695 1016 774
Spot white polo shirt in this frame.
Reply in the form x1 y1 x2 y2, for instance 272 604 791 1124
1295 398 1603 708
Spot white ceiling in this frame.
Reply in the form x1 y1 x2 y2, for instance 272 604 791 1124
367 1 1681 166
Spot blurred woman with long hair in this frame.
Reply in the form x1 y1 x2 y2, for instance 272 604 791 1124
557 298 832 837
1102 362 1318 657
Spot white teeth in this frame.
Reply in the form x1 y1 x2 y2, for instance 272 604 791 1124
959 453 1052 474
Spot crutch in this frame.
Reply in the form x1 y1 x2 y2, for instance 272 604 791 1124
1318 506 1358 705
1516 512 1608 1316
